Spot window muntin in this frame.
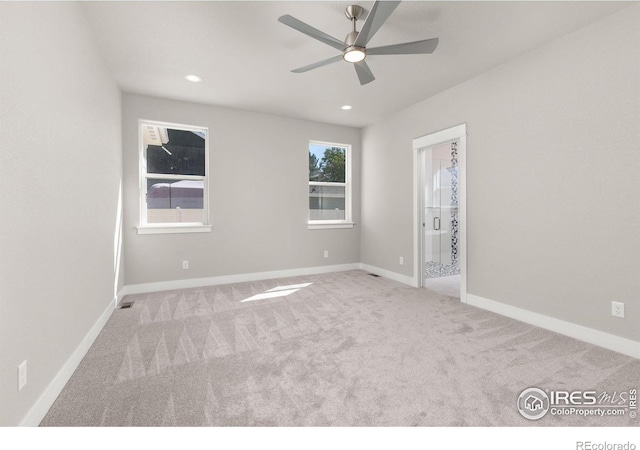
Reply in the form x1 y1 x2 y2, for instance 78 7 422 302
139 120 210 233
308 142 352 228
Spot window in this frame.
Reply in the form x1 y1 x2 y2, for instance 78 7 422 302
308 141 353 229
138 120 211 234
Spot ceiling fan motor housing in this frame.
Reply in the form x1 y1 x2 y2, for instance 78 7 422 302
345 30 359 47
343 31 366 62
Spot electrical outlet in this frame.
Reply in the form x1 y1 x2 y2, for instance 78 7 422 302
182 260 189 270
324 250 329 258
18 360 27 391
612 301 625 318
399 256 404 265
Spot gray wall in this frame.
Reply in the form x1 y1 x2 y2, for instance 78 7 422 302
0 3 123 425
361 5 640 341
122 94 361 285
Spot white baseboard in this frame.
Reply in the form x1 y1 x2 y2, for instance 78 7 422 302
114 287 126 307
466 294 640 360
121 263 362 296
358 263 415 286
20 299 116 426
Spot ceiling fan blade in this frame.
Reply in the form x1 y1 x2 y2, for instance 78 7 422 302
354 61 375 85
354 1 401 47
278 15 346 51
368 38 439 56
292 54 343 73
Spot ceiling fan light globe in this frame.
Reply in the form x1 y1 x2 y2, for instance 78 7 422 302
343 47 366 63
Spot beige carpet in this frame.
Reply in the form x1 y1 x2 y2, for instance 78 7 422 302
40 270 639 426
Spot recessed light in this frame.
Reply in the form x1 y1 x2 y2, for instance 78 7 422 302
184 74 202 83
341 105 353 110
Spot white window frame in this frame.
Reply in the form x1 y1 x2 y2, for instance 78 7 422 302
137 119 211 235
308 140 354 230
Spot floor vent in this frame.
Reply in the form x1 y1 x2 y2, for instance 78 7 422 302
368 273 381 277
119 301 134 309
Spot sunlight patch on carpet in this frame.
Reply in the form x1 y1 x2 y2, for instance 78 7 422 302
241 282 313 302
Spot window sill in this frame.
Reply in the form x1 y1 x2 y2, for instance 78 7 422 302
307 222 355 230
137 224 212 235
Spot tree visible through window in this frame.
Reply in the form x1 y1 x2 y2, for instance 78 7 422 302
308 142 351 225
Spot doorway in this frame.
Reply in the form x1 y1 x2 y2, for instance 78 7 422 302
413 124 467 302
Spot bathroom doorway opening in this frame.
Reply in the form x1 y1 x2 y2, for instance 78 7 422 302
413 124 467 302
423 142 460 297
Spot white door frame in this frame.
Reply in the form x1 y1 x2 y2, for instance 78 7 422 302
412 123 467 303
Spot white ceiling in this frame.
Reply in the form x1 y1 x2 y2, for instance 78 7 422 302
81 1 630 128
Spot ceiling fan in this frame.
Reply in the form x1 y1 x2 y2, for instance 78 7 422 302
278 1 439 85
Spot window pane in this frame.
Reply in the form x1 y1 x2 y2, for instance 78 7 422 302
147 179 204 224
309 185 345 220
147 128 205 176
309 145 345 182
